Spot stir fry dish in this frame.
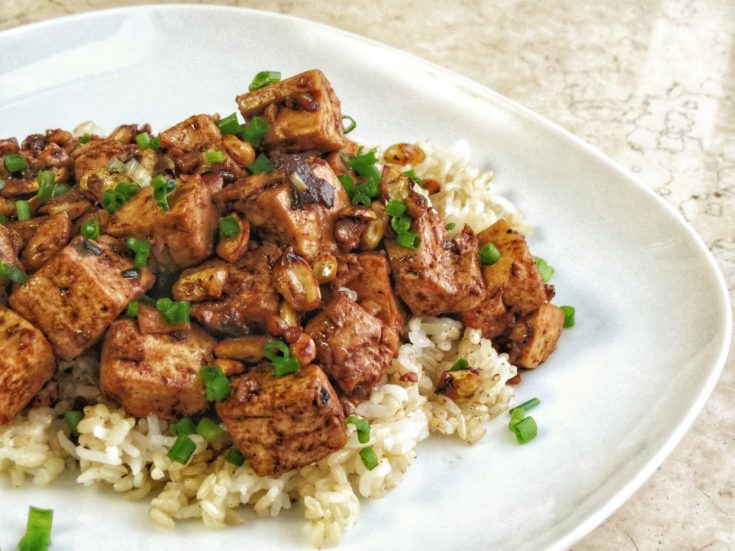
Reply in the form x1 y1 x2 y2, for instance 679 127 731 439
0 69 570 541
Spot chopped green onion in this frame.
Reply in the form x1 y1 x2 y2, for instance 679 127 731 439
18 506 53 551
151 175 176 211
535 257 554 283
4 153 28 173
264 340 300 377
196 417 223 443
219 216 240 239
150 136 161 149
136 132 151 149
359 446 378 470
248 70 281 91
449 358 469 371
170 417 196 436
561 305 576 328
218 112 242 135
0 261 27 284
16 200 31 221
479 242 501 265
79 133 91 144
396 231 420 249
510 397 540 415
0 214 6 224
446 222 456 231
249 153 274 174
342 115 357 134
116 181 142 202
351 193 371 207
403 169 423 184
155 298 190 325
80 219 100 240
509 407 526 430
385 199 407 218
102 189 121 213
240 116 268 148
37 169 55 187
50 184 70 198
337 174 355 194
125 237 151 267
390 215 411 235
358 177 379 198
345 148 381 183
102 181 141 213
63 410 83 435
511 416 538 444
224 447 245 467
125 300 139 318
199 365 231 401
168 434 196 464
346 416 370 444
204 150 225 164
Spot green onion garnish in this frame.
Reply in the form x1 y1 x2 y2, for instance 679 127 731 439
248 70 281 91
151 175 176 211
168 434 196 464
345 148 381 183
102 181 141 213
80 219 100 240
16 200 31 221
196 417 223 443
170 417 196 436
390 215 411 235
0 214 6 224
136 132 151 149
510 398 540 416
385 199 407 218
155 297 191 325
199 365 231 401
4 153 28 173
359 446 378 470
218 112 242 135
204 150 225 164
240 116 268 148
396 231 419 249
510 416 538 444
125 237 151 267
0 261 27 284
79 133 91 144
249 153 274 174
351 193 371 207
36 170 55 203
403 169 423 184
63 410 83 435
449 358 469 371
125 300 139 318
263 340 301 377
446 222 456 231
50 184 70 198
116 181 141 200
509 407 526 430
479 242 501 265
342 115 357 134
150 136 161 149
224 447 245 467
535 257 554 283
18 506 53 551
337 174 355 194
219 216 240 239
561 305 576 328
345 416 370 444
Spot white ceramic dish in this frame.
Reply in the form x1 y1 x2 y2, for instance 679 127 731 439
0 5 730 550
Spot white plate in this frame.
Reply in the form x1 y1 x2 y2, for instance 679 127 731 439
0 5 730 550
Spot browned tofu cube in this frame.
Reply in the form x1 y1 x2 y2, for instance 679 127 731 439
158 114 242 176
305 293 398 397
71 139 137 190
477 219 547 315
508 303 565 369
191 243 281 336
331 252 405 336
386 193 485 316
100 319 216 418
216 364 346 476
106 173 219 271
460 287 515 340
0 306 55 424
216 158 348 262
236 69 345 153
22 211 72 272
9 236 155 360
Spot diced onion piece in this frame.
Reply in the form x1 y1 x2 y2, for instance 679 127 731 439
124 158 151 187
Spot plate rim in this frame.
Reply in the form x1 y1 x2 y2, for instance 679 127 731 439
1 4 732 549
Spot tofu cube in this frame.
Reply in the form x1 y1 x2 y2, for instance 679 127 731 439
9 236 155 360
508 303 565 369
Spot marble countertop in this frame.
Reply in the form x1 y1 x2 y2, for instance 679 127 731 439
1 0 733 548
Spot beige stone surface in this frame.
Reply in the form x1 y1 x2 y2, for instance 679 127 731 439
1 1 733 548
